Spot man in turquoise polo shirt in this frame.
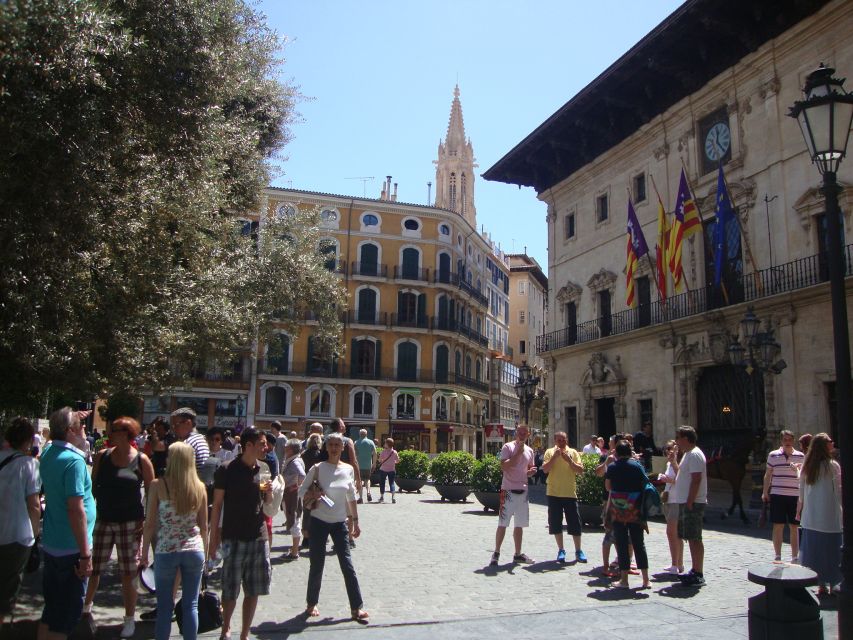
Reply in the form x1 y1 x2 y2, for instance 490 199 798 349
354 429 377 503
39 407 96 640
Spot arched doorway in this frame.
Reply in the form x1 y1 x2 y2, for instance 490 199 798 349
696 364 764 453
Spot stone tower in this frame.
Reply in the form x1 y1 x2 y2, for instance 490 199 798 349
434 85 477 227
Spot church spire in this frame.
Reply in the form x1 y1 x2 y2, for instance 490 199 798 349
434 85 477 226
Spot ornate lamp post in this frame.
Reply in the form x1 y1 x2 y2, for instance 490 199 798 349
789 63 853 636
235 394 246 433
513 361 540 425
728 308 787 508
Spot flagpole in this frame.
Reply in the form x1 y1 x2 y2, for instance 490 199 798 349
720 165 763 297
678 160 707 295
626 187 663 304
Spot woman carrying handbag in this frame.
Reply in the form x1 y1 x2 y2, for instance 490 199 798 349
141 442 209 640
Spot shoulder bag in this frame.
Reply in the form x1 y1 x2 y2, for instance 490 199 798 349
175 573 222 634
301 464 324 510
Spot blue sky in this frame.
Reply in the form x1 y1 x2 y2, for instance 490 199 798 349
260 1 683 267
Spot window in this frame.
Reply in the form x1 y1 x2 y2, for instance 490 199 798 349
358 243 379 276
264 387 287 415
351 338 378 378
565 406 578 447
564 213 575 240
596 193 609 223
404 219 419 231
439 224 450 236
449 173 457 211
566 301 577 345
362 213 379 227
354 391 374 417
321 208 338 222
632 173 646 203
520 340 526 354
518 281 526 295
598 289 612 337
319 239 337 271
276 203 295 219
639 399 653 430
264 334 290 374
519 310 525 323
309 389 331 416
396 393 416 419
396 341 418 381
435 395 448 420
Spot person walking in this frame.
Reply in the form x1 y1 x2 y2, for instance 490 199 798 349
605 440 651 589
83 417 154 638
540 431 586 563
281 439 306 558
762 430 805 563
38 407 96 640
170 408 210 471
271 421 288 468
670 425 707 587
298 433 368 622
146 418 175 478
376 439 399 504
489 424 537 567
209 428 273 640
0 417 41 629
796 433 842 596
657 439 684 574
322 418 361 495
354 429 377 503
141 442 208 640
300 433 324 548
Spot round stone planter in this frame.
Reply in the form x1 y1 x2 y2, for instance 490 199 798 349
434 484 472 503
395 477 427 493
473 491 501 512
578 502 604 527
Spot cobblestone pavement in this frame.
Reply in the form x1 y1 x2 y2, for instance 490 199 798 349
14 483 839 639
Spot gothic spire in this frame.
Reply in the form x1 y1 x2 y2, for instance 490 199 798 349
434 85 477 226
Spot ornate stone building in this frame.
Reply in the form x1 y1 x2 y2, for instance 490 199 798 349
485 0 853 451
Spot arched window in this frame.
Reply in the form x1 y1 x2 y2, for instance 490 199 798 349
460 173 467 215
401 247 420 280
435 395 448 421
353 390 374 417
396 393 416 419
435 344 449 383
265 386 287 415
396 341 418 382
455 350 462 374
359 243 379 276
449 172 457 211
357 287 378 324
437 252 451 283
309 388 332 416
351 338 380 378
465 355 472 378
475 359 482 381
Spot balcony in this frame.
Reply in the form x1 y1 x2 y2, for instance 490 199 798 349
390 313 430 329
447 372 489 393
431 317 489 347
393 265 430 282
459 279 489 307
350 261 388 278
346 310 388 326
433 271 460 286
259 361 337 378
537 245 853 353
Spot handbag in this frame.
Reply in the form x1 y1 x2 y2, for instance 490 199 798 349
175 573 222 634
302 465 324 510
608 490 642 524
262 473 286 517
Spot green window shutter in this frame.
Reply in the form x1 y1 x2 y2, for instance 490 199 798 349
350 338 358 376
374 340 382 377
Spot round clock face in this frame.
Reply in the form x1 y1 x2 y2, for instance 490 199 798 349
704 122 731 162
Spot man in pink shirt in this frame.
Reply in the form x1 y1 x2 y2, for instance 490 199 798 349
489 424 538 566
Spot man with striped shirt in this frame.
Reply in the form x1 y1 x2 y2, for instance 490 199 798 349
170 407 210 471
762 430 804 562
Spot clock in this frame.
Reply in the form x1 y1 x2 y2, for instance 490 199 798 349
704 122 731 162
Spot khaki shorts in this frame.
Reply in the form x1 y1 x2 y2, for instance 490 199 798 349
497 489 529 528
677 503 705 541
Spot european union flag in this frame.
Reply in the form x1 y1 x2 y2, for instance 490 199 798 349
713 165 736 289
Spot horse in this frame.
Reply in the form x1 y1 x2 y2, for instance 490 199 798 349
704 431 766 524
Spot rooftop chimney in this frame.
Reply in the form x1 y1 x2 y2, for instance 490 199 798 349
392 182 398 202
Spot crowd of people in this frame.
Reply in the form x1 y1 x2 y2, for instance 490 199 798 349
0 407 843 639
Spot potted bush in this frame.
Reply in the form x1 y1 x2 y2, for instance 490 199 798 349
576 453 607 526
395 449 430 493
471 454 502 512
429 450 475 502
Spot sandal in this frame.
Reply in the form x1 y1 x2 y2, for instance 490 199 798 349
351 609 369 623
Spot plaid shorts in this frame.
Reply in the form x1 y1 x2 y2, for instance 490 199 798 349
677 503 705 541
221 539 271 601
92 519 144 574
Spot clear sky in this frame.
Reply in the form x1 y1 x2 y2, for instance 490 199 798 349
259 1 684 267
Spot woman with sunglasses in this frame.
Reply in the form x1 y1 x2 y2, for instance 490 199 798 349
83 416 155 638
299 432 368 622
796 433 842 596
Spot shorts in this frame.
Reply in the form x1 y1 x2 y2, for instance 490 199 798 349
677 503 705 541
497 489 529 528
359 468 372 482
221 539 272 601
41 551 87 636
0 542 31 614
662 502 679 522
769 494 799 525
547 496 582 536
92 519 144 574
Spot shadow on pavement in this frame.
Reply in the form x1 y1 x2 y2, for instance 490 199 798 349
657 584 702 598
586 587 651 601
461 509 497 517
522 560 570 574
253 612 354 638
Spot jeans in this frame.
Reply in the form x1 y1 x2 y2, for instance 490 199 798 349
612 522 648 571
154 550 205 640
379 470 396 495
307 519 362 611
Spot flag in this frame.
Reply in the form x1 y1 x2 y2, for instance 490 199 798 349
655 190 669 301
625 200 650 307
668 169 699 291
713 164 735 289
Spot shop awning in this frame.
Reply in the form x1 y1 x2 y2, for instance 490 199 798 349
397 388 422 396
437 389 458 398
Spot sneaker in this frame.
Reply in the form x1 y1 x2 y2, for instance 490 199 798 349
392 496 396 504
139 609 158 621
664 565 680 574
120 617 135 639
489 551 500 567
556 549 566 563
513 553 535 564
378 496 384 503
679 570 706 586
357 498 363 504
774 555 782 562
367 494 373 502
575 549 588 563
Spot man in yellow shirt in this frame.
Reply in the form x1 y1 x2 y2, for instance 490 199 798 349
541 431 587 563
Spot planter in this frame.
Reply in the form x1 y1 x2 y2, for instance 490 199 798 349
474 491 500 512
434 484 471 503
395 477 426 493
578 502 604 527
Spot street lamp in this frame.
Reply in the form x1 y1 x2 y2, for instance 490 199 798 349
513 360 540 425
789 63 853 637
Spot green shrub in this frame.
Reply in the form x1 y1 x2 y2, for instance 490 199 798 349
576 453 606 505
429 450 475 485
396 449 429 479
471 454 503 492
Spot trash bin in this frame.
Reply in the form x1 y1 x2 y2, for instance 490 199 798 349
747 562 823 640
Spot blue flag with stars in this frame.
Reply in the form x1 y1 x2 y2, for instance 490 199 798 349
712 165 736 289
